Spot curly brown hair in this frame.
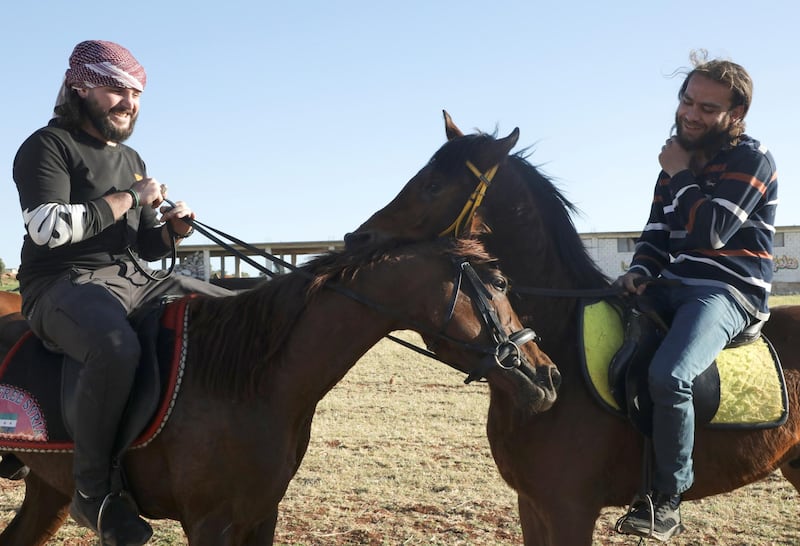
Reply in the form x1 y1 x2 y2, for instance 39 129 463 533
678 49 753 140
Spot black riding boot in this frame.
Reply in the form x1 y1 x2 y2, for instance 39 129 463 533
67 358 152 546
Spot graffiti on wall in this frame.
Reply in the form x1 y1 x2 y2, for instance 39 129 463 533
774 255 799 272
620 255 799 274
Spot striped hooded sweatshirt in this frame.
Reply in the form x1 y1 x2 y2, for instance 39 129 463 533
628 134 778 321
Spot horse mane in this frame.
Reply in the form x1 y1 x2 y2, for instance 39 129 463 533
430 131 609 289
433 132 498 177
185 238 495 398
504 152 610 288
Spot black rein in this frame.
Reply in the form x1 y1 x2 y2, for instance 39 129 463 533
157 207 538 382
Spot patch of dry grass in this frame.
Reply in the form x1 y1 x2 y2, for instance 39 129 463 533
2 306 800 544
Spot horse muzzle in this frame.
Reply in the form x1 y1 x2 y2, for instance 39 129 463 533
467 327 561 414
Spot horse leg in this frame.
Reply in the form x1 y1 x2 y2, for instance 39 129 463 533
518 495 554 545
778 435 800 495
183 509 278 546
518 494 599 546
0 471 70 546
240 510 278 546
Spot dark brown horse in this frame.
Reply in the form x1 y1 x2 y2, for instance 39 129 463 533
345 112 800 545
0 291 21 317
0 237 560 545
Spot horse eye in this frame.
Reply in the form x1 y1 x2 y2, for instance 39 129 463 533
492 276 508 292
426 181 442 195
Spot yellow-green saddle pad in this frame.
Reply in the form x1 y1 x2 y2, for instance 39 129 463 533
580 299 788 429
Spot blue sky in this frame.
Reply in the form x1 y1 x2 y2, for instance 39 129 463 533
2 1 799 270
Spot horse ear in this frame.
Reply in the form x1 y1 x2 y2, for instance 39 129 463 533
443 110 464 140
496 127 520 157
480 127 520 167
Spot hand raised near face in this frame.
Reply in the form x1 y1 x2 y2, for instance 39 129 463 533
658 137 692 177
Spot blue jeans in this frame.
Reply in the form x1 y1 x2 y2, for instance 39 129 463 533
644 283 751 495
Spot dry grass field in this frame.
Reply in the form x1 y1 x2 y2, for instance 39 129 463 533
0 295 799 544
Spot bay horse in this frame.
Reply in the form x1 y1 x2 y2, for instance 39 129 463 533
344 112 800 545
0 237 560 545
0 291 21 316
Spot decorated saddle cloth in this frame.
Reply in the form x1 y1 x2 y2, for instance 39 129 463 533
0 296 192 453
579 299 788 429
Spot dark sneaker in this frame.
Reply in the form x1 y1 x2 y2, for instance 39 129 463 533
70 490 153 546
616 491 685 542
0 454 29 481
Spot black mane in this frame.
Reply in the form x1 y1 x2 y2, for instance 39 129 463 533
429 131 609 289
431 132 498 175
508 152 610 288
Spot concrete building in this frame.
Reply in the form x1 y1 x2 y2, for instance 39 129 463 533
581 225 800 294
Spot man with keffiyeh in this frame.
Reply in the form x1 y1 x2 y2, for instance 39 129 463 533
11 40 231 545
614 51 778 542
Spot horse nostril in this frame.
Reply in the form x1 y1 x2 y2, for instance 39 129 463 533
550 368 562 391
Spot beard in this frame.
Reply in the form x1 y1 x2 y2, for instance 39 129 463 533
674 112 732 153
82 95 137 143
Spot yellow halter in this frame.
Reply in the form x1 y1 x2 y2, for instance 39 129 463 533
437 161 499 237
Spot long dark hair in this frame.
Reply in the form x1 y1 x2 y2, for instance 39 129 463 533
52 84 84 130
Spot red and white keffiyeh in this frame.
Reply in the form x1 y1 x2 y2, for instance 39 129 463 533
65 40 146 92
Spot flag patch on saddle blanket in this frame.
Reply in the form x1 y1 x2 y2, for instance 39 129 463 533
579 299 788 429
0 297 191 452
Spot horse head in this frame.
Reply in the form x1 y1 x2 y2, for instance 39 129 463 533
328 236 561 415
409 239 560 414
344 110 519 250
344 111 610 355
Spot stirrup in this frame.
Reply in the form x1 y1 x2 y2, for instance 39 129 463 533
71 490 153 546
614 491 656 535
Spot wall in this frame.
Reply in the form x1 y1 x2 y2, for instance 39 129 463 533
582 226 800 294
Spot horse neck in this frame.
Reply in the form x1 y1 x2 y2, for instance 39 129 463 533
481 180 608 357
482 231 575 354
249 266 444 408
278 295 396 403
0 291 22 316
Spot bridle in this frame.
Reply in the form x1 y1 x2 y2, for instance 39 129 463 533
315 254 540 384
323 254 540 384
150 210 541 384
430 257 540 383
439 160 623 299
437 161 499 238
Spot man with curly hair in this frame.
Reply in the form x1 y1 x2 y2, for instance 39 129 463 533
615 51 778 541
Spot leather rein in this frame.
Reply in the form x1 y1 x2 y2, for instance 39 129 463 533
155 208 539 383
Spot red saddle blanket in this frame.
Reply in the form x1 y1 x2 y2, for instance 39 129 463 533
0 296 191 453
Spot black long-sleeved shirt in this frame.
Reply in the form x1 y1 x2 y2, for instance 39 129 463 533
13 121 171 296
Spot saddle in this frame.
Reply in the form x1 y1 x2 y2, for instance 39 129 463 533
606 295 779 436
0 296 191 454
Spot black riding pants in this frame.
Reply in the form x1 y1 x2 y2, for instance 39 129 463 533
25 261 231 496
